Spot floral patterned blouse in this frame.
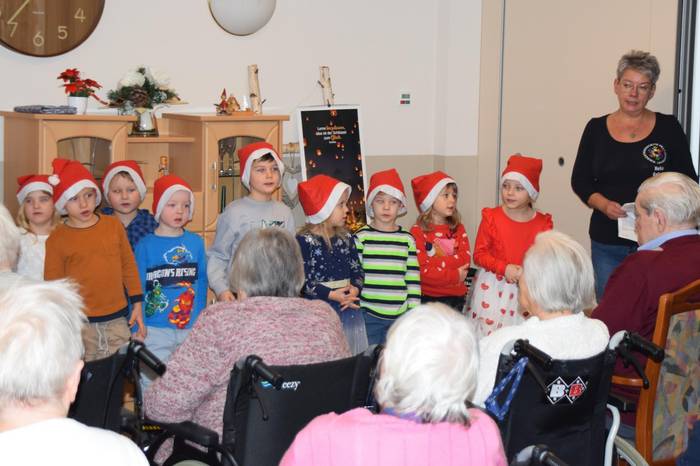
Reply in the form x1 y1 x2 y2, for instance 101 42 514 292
296 232 364 312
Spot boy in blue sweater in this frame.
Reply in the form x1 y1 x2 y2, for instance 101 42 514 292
135 175 207 388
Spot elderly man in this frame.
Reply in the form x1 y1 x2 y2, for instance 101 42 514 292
593 172 700 344
592 171 700 431
0 280 148 465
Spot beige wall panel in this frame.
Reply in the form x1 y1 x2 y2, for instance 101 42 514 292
498 0 678 248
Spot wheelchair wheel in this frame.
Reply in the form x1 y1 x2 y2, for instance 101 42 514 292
614 436 648 466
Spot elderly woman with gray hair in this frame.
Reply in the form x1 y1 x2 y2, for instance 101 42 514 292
144 228 350 455
281 303 507 466
473 230 610 405
572 50 697 299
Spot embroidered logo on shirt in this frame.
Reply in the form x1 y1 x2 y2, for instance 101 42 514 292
642 143 667 165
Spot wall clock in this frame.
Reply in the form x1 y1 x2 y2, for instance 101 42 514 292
0 0 105 57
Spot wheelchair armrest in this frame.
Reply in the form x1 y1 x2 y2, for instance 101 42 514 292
607 392 636 413
151 420 220 447
611 374 644 388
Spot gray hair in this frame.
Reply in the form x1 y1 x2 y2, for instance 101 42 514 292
617 50 660 85
637 172 700 227
0 203 21 270
229 228 305 297
522 230 596 315
374 303 479 424
0 280 86 406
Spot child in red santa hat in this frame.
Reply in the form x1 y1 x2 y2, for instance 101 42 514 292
44 158 145 360
15 174 60 280
410 171 471 312
468 154 553 337
296 174 366 354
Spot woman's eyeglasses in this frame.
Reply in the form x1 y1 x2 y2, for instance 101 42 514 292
620 80 653 95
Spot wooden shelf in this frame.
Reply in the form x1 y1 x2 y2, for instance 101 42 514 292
127 135 195 144
0 111 136 121
162 112 289 122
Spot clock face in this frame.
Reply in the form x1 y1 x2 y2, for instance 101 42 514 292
0 0 104 57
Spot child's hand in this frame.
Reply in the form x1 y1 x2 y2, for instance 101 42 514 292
329 286 360 310
505 264 522 284
129 302 147 341
217 290 235 302
457 264 469 283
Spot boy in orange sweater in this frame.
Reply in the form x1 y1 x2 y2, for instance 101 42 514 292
45 159 145 361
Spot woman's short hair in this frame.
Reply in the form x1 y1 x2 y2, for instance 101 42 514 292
374 303 479 424
0 203 21 270
637 172 700 227
617 50 661 85
522 230 596 314
0 280 86 406
229 228 305 297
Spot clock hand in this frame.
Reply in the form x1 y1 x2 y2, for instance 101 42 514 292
7 0 31 36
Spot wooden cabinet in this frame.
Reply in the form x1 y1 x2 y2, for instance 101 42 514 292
2 111 289 238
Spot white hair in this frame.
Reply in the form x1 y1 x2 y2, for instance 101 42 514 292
0 280 86 406
637 172 700 227
522 230 596 314
229 228 305 297
0 203 21 270
374 303 479 424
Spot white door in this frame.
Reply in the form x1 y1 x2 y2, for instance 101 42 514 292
499 0 678 247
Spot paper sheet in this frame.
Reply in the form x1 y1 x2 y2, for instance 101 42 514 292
618 202 637 242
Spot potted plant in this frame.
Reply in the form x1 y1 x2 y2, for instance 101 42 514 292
57 68 103 114
107 66 181 136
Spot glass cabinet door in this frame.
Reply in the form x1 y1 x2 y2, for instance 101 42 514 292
57 137 112 182
217 135 263 213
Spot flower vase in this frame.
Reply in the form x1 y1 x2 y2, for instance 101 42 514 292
132 109 158 137
67 96 88 114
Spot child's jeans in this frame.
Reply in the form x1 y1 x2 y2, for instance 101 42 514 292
364 312 393 346
140 326 191 393
82 317 131 362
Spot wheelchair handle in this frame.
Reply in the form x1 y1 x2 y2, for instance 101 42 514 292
246 355 284 389
625 332 664 363
514 340 553 371
130 341 166 376
510 445 569 466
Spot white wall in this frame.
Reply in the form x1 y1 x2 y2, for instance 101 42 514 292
0 0 483 195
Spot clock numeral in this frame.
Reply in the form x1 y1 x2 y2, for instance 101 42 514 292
8 21 18 37
32 31 44 47
74 8 86 23
58 25 68 40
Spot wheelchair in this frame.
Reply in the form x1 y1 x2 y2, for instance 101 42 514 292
144 345 381 466
485 331 663 466
68 339 166 443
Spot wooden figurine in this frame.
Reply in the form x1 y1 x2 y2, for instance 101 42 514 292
214 88 240 115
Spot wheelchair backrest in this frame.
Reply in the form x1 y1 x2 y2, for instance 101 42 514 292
222 346 380 466
493 347 616 466
68 345 129 431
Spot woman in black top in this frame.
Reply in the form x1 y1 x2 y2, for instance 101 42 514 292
571 50 697 298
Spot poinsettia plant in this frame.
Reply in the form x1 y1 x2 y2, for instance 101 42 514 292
107 66 180 111
57 68 103 99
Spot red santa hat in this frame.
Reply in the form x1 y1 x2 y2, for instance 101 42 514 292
366 168 407 218
410 171 456 213
16 174 53 205
152 174 195 223
101 160 147 203
298 174 351 224
49 158 101 215
238 141 284 190
501 154 542 200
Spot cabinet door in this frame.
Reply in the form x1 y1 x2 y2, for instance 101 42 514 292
203 121 282 231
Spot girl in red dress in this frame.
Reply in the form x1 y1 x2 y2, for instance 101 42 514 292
468 155 553 337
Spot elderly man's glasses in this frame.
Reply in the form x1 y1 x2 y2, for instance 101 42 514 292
620 80 653 95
